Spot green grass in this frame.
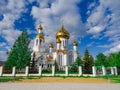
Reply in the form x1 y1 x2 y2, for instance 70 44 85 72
0 76 22 82
114 79 120 83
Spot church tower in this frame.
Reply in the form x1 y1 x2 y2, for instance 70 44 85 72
33 25 45 53
31 25 46 70
55 24 70 68
73 37 79 62
56 24 70 50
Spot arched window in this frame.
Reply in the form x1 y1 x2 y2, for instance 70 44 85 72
60 55 62 65
58 55 60 65
39 39 42 44
58 54 63 66
36 39 38 45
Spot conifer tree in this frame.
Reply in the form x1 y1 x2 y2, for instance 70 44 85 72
83 49 94 74
5 31 31 69
54 60 59 72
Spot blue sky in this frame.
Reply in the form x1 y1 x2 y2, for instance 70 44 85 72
0 0 120 61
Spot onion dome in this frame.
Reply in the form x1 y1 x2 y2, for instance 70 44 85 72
56 38 61 43
36 33 44 40
73 38 78 46
36 24 44 40
46 54 54 61
49 43 54 48
56 25 70 39
38 24 43 30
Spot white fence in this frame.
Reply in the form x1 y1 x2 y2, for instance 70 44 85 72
0 66 118 77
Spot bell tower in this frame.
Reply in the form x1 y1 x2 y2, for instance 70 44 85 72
33 25 45 53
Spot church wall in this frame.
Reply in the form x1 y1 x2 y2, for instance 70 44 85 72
59 38 68 50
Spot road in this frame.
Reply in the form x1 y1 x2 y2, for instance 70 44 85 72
0 83 120 90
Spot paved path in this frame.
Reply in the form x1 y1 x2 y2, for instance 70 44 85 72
0 83 120 90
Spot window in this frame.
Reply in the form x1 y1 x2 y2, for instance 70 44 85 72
39 39 42 44
36 39 38 45
60 55 62 65
58 55 60 65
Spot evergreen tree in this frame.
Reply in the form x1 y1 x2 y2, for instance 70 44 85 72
5 31 31 69
54 60 59 72
83 49 94 74
70 57 82 72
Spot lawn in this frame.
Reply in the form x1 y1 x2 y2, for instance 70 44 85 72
0 75 120 83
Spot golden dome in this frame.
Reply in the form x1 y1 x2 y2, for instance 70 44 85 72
73 38 78 46
38 24 43 30
36 33 44 40
56 25 70 39
56 38 61 43
49 43 54 48
46 54 54 61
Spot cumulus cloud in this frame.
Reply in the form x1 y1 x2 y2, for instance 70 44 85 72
0 51 7 61
104 44 120 55
0 0 27 60
31 0 85 45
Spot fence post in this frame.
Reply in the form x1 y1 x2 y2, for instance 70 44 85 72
114 66 118 75
38 66 42 76
0 66 3 76
92 66 97 77
102 66 106 76
25 66 29 76
78 66 82 76
65 66 68 76
12 66 16 76
52 65 55 76
110 67 114 75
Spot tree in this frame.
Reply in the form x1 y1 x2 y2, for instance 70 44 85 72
54 60 59 72
107 53 116 67
5 31 31 69
94 53 108 67
83 49 94 74
116 52 120 67
70 57 82 72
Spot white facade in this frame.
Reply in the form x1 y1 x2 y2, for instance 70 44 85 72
30 25 79 70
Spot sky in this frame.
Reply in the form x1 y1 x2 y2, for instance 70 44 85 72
0 0 120 61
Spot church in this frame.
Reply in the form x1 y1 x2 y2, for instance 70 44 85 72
30 24 79 70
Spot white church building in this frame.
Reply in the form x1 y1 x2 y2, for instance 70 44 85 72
30 24 79 70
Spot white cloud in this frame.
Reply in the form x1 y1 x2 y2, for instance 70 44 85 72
0 51 7 61
104 44 120 55
87 25 104 34
87 42 94 47
87 0 120 55
31 0 85 45
0 0 27 61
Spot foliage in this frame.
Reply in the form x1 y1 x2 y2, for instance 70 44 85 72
107 52 120 74
5 32 31 69
83 49 94 74
94 53 108 67
54 60 59 72
70 57 82 72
